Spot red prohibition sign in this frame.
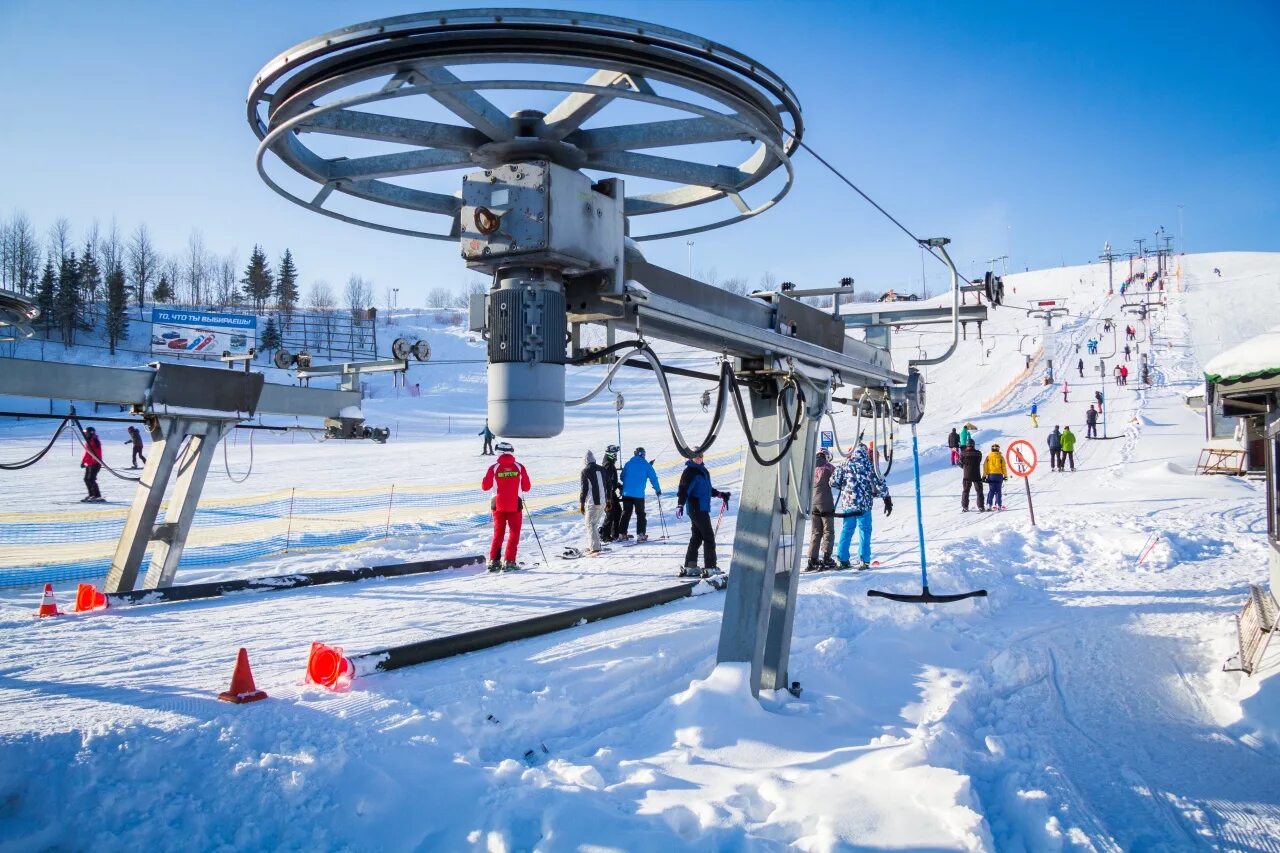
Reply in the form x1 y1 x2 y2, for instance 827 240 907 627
1005 439 1038 478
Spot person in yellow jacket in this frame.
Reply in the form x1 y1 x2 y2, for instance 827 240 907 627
983 443 1008 510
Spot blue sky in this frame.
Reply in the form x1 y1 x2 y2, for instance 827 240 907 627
1 1 1276 305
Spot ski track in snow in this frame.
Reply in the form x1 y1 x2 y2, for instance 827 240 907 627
1 253 1279 850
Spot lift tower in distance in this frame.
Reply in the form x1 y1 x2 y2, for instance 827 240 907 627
249 9 981 696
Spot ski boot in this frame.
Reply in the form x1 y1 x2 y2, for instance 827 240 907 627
804 558 821 572
702 567 728 590
502 560 520 572
821 557 837 571
679 564 700 578
635 534 648 543
856 560 871 571
487 558 502 572
836 560 853 570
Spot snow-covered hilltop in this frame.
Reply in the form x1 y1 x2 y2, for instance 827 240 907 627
1 251 1278 850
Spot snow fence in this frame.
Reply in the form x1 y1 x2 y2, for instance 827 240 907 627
0 449 745 587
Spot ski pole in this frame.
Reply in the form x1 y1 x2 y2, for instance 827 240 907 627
656 492 670 541
523 501 550 568
714 497 728 535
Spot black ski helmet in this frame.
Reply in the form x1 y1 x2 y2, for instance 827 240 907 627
634 447 645 457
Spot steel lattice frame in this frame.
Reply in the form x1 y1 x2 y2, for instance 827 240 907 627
248 8 802 241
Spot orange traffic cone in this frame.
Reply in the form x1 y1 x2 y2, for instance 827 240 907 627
218 648 267 704
74 583 109 613
305 641 353 691
36 583 60 618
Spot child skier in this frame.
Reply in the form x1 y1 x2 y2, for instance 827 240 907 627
1029 403 1039 428
124 425 147 468
806 449 837 571
947 427 961 465
80 426 104 503
481 441 531 571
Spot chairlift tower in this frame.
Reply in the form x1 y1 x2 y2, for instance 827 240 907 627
249 8 978 695
1099 243 1121 294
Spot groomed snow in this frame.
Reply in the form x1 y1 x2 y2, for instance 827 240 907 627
1 253 1279 850
1204 324 1280 384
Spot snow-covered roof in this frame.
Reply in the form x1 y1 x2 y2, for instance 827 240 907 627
1204 324 1280 386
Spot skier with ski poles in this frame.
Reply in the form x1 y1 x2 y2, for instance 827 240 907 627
675 451 731 579
478 421 495 455
618 446 661 542
481 440 531 571
830 443 893 569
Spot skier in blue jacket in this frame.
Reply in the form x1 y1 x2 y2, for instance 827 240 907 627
676 453 730 577
618 447 662 541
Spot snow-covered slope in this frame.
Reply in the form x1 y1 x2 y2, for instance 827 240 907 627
2 253 1280 850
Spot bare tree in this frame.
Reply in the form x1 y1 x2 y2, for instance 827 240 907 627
48 217 72 266
98 219 124 281
214 251 239 308
308 280 336 354
344 274 373 319
2 211 40 295
127 223 157 314
427 286 454 309
453 277 488 309
719 275 749 297
184 230 208 305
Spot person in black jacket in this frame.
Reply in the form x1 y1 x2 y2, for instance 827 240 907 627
960 439 985 512
578 450 607 555
1085 405 1099 439
947 428 961 466
599 444 622 542
676 452 731 577
124 425 147 468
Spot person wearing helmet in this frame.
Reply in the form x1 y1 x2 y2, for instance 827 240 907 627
676 451 730 577
618 446 662 542
597 444 621 542
481 440 531 571
983 443 1007 510
806 448 837 571
80 426 104 503
124 425 147 468
478 420 495 456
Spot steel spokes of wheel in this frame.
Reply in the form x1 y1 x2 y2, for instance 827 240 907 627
248 9 802 241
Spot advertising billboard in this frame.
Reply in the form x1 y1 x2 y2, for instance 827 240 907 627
150 308 257 358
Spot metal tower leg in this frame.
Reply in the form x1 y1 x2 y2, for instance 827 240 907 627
760 416 818 692
143 420 232 589
716 378 813 695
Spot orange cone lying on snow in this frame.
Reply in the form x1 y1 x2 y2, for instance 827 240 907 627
218 648 267 704
74 583 108 613
306 641 354 691
36 583 60 617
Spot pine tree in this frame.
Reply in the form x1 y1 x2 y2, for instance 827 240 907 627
241 245 274 313
275 249 299 319
36 258 55 336
105 267 129 354
259 315 282 354
78 243 101 329
56 251 82 345
153 273 174 304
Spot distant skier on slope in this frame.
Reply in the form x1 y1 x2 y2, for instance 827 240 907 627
478 421 495 456
1085 405 1099 439
959 423 972 449
983 443 1007 510
831 443 892 568
1124 344 1132 362
1048 426 1062 472
80 426 104 503
125 425 147 469
1062 379 1069 403
806 449 837 571
1029 403 1039 429
578 450 607 556
618 447 661 542
1077 357 1084 377
959 439 985 512
676 451 730 578
947 427 961 465
481 441 531 572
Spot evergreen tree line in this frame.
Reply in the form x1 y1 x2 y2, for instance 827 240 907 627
0 211 328 355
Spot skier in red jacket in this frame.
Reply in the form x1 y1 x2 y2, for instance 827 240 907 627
80 426 105 503
481 440 531 571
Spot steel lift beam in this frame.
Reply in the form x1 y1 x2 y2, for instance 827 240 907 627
0 357 361 592
250 8 970 697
